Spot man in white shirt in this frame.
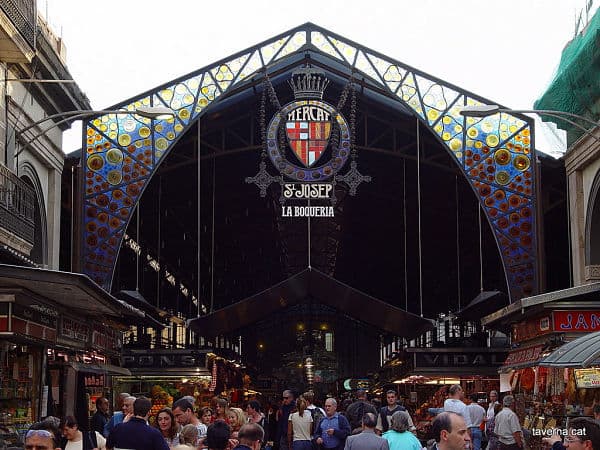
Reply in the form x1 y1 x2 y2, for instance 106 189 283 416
443 385 470 427
173 398 208 438
494 395 522 450
466 395 486 450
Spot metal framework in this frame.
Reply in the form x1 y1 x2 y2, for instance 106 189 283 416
80 22 538 302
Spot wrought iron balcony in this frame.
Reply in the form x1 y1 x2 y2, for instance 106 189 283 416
1 0 36 50
0 164 35 246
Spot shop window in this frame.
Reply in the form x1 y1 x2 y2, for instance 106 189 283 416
0 345 42 432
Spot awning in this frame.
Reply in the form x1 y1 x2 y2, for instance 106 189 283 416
67 361 132 376
188 268 435 339
483 282 600 327
539 331 600 368
115 290 166 328
0 264 145 319
500 345 544 372
456 291 508 323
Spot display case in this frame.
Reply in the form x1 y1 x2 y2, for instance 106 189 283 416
0 346 42 443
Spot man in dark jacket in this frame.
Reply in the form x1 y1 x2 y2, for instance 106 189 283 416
106 397 169 450
277 390 296 450
90 397 110 437
345 390 377 432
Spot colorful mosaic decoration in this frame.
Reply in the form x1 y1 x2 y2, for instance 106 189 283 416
81 23 538 302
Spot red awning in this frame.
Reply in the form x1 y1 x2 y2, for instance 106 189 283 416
501 345 544 372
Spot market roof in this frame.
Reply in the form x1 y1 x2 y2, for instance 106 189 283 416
482 282 600 328
187 267 435 339
0 263 144 319
539 330 600 368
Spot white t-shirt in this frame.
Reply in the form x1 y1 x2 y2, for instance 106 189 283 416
65 432 106 450
289 410 313 441
443 399 471 427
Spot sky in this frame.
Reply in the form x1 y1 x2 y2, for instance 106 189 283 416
42 0 599 157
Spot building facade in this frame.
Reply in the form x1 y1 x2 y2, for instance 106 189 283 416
0 0 89 268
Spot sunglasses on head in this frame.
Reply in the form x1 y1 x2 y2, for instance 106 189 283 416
26 430 53 439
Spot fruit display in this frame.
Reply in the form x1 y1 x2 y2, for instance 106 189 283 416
149 385 174 417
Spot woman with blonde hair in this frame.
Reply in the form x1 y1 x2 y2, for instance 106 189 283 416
287 396 313 450
179 424 199 448
227 407 246 438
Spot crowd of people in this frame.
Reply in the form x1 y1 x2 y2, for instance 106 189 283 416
21 386 600 450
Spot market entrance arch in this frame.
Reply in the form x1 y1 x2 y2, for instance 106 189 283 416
78 23 539 315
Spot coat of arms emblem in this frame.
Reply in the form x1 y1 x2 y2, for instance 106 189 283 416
246 68 371 216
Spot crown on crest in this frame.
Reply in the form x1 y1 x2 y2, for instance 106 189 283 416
288 68 330 100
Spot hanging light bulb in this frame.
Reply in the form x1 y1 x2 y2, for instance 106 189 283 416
305 357 315 384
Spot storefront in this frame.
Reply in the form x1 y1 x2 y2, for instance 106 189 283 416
393 347 505 441
0 265 144 441
116 348 250 418
483 284 600 448
0 299 53 442
47 318 131 428
116 349 212 417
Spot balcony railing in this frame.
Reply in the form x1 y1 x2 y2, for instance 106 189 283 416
0 164 35 245
1 0 36 50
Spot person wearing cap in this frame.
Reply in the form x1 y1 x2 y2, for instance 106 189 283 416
493 395 522 450
346 390 378 433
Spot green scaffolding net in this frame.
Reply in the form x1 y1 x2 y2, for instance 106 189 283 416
535 7 600 145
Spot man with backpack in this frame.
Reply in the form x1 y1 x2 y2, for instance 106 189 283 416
345 390 377 433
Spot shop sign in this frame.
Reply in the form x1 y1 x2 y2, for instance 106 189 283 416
10 304 57 343
512 315 552 343
574 368 600 388
502 345 543 367
553 311 600 332
92 325 122 353
60 317 90 343
122 350 208 368
12 303 57 328
415 351 507 368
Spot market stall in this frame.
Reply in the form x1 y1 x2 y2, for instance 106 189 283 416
482 288 600 450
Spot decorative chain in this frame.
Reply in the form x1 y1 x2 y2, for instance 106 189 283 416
350 79 357 159
260 78 267 160
264 72 281 110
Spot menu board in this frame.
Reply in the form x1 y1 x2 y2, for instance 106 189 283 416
574 368 600 388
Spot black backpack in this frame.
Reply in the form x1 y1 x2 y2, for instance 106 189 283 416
310 407 325 433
